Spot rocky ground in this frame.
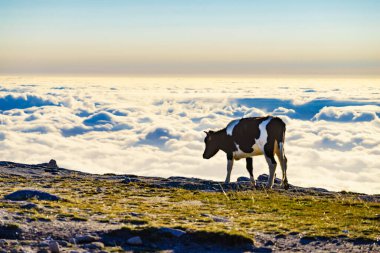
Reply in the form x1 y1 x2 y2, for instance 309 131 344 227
0 161 379 252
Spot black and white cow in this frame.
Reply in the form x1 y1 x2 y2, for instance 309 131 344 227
202 116 289 189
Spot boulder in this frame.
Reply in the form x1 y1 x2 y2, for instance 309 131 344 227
47 159 58 169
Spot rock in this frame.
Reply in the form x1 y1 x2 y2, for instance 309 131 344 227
49 240 60 253
58 240 69 247
71 234 99 244
257 174 282 184
38 241 49 247
44 159 59 173
237 176 251 182
127 236 143 245
130 212 143 217
83 242 104 249
20 203 40 209
264 240 274 246
4 190 60 201
0 223 22 239
212 216 230 222
201 213 230 223
159 227 186 237
48 159 58 169
36 249 49 253
0 239 8 247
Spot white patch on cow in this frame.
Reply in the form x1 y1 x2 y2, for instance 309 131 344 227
233 143 262 160
226 119 240 136
232 117 272 160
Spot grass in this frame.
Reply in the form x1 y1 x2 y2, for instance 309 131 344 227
0 172 379 242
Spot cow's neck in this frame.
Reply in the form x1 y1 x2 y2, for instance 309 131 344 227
214 129 235 154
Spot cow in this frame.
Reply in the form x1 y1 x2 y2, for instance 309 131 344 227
202 116 289 189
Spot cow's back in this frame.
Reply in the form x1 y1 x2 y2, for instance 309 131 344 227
228 116 286 159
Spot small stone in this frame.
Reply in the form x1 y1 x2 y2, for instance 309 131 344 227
36 249 49 253
20 203 39 209
72 234 99 244
159 227 186 237
58 240 69 247
0 239 8 247
38 241 49 247
127 236 142 245
212 216 229 223
83 242 104 249
265 240 274 246
130 212 143 217
49 240 60 253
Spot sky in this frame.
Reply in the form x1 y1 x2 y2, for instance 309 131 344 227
1 0 380 76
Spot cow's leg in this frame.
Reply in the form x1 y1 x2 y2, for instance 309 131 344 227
225 153 234 184
276 143 289 190
264 144 277 189
282 155 289 189
265 155 277 189
245 157 255 186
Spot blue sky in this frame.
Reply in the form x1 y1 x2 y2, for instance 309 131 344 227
1 0 379 76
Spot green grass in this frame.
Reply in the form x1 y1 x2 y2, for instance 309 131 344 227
1 173 379 241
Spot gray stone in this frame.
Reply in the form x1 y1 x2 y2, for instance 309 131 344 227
48 159 58 169
130 212 143 217
5 190 60 201
159 227 186 237
237 176 251 182
38 241 49 247
20 203 40 209
83 242 104 249
257 174 282 184
201 213 230 223
0 239 8 247
127 236 143 245
49 240 60 253
212 216 230 222
72 234 99 244
58 240 69 247
0 224 22 239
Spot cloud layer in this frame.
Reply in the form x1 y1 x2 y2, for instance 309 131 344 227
0 77 379 194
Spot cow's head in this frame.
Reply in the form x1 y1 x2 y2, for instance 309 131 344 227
203 130 220 159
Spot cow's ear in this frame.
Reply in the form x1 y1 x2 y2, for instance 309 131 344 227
203 131 209 136
209 130 215 134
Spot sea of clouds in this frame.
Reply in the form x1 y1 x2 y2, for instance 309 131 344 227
0 76 379 194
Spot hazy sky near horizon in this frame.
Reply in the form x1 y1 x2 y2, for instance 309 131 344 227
1 0 380 76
